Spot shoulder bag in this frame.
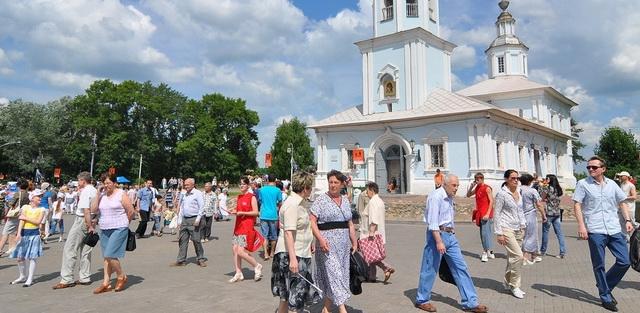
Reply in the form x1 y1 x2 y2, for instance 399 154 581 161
357 234 386 265
6 191 24 218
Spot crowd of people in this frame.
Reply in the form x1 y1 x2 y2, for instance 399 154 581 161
0 155 638 312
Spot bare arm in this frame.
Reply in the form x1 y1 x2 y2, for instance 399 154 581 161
574 201 588 240
466 182 477 197
348 220 357 251
121 191 135 221
432 230 445 254
484 186 494 219
627 185 637 201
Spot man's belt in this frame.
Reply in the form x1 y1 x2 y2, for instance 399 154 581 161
439 226 455 233
183 215 197 219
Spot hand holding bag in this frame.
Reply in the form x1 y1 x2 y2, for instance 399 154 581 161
126 230 136 251
83 232 100 247
6 191 24 218
357 234 386 265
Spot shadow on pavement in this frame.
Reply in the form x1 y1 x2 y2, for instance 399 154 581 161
0 264 15 270
34 271 61 284
531 283 600 305
304 302 363 313
617 279 640 290
461 250 507 260
471 277 504 292
403 288 459 311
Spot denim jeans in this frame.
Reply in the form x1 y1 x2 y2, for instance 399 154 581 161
416 231 479 309
479 219 493 251
587 232 630 303
152 215 162 232
49 218 64 234
540 216 566 256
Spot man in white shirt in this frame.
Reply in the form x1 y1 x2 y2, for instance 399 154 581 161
170 178 206 267
53 172 97 289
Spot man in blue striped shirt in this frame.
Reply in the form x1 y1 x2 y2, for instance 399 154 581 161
416 174 488 313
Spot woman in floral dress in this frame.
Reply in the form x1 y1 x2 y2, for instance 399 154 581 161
310 170 358 313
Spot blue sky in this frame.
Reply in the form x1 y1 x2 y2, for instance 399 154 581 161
1 0 638 171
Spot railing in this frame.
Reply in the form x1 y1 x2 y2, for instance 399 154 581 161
407 3 418 17
382 6 393 21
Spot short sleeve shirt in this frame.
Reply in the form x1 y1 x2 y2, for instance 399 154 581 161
258 185 282 221
572 177 626 235
76 185 97 216
274 193 313 258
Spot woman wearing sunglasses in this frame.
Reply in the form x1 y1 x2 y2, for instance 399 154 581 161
493 169 527 299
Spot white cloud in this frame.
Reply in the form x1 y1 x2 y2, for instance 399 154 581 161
451 73 466 91
451 45 476 69
529 69 596 115
36 70 102 89
611 12 640 76
201 62 241 87
0 97 9 105
0 48 13 75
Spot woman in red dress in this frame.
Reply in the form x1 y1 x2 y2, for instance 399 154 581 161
228 176 264 283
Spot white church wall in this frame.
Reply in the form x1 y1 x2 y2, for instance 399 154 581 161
491 97 536 119
370 44 407 113
543 93 572 135
426 46 446 93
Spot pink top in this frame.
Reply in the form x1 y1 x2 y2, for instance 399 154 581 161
98 189 129 230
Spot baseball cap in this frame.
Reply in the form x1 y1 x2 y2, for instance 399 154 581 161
617 171 631 177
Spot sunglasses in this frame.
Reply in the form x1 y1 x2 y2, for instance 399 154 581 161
586 166 602 170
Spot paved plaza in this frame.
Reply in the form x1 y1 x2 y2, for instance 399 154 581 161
1 216 638 313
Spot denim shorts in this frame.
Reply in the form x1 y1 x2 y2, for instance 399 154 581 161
260 220 278 241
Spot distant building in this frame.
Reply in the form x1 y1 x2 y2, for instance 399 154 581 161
309 0 576 194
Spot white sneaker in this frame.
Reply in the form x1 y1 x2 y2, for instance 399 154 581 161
58 237 64 242
511 287 525 299
533 256 543 263
523 259 535 266
488 251 496 259
481 252 488 262
254 264 263 281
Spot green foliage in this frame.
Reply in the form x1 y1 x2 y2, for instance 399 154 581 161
594 126 640 179
269 118 314 180
570 118 586 164
0 80 260 184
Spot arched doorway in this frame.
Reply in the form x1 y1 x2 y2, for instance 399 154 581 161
375 144 407 194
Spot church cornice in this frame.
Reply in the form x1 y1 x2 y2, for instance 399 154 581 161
355 27 456 53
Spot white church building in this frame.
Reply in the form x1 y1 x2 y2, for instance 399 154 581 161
309 0 577 194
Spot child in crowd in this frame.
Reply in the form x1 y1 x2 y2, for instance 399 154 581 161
49 196 64 242
152 194 164 237
163 207 177 235
10 195 45 287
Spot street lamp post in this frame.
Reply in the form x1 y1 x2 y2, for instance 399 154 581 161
90 133 97 177
287 143 294 182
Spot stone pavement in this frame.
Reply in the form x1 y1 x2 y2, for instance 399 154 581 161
1 216 638 313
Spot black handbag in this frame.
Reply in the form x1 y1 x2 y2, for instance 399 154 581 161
439 256 457 285
349 250 368 295
126 230 136 251
83 232 99 247
630 227 640 272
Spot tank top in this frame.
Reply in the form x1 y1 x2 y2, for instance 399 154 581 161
98 189 129 230
475 184 493 218
23 205 44 229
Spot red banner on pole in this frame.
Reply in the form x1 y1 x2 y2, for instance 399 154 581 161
108 167 116 176
265 153 272 168
54 167 61 178
352 149 365 165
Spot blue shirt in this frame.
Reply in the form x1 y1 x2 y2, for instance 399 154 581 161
425 187 455 231
179 188 205 222
40 191 53 209
258 185 282 221
137 188 154 212
572 176 626 235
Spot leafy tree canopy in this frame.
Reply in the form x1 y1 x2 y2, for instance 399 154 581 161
269 118 314 180
594 126 640 179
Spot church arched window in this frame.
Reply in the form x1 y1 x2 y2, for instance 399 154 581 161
380 74 396 99
407 0 418 17
382 0 394 21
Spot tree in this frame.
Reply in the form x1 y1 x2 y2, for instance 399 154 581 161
270 118 314 180
570 118 586 164
594 126 640 178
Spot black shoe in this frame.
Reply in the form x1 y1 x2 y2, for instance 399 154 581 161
610 294 617 306
602 301 618 312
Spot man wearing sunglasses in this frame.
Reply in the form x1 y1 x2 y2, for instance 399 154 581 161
573 156 633 312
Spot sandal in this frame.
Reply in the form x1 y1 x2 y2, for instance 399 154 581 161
93 284 113 294
114 276 128 292
384 268 395 283
228 272 244 283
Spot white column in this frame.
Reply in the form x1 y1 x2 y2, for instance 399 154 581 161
410 40 418 109
417 40 426 107
466 123 477 170
404 42 412 110
476 124 486 168
397 0 405 31
362 52 370 115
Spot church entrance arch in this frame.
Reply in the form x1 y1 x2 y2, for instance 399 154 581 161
368 128 412 194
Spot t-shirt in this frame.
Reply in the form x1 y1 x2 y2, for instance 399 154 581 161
23 205 45 229
40 191 53 209
274 193 313 258
76 185 97 216
258 185 282 221
137 188 155 212
621 182 636 211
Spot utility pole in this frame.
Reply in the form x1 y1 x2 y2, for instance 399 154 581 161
287 143 294 182
90 132 97 177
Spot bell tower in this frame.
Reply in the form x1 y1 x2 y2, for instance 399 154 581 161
358 0 455 115
486 0 529 78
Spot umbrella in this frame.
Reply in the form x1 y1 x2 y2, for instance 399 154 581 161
116 176 131 183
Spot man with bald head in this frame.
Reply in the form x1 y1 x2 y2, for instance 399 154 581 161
415 174 488 313
171 178 207 267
